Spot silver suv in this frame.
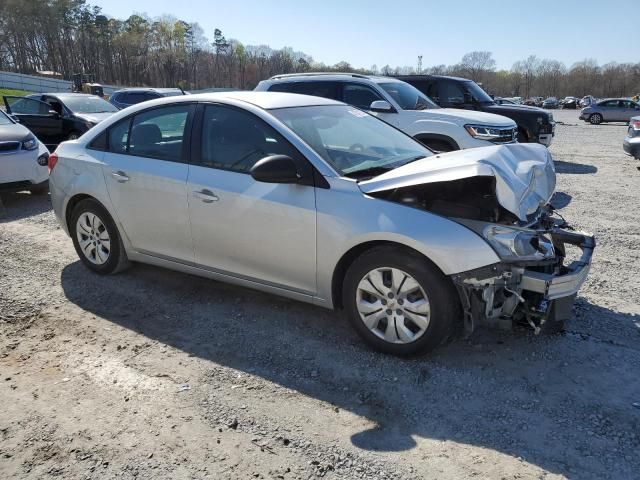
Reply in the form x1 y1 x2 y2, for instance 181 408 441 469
255 73 518 153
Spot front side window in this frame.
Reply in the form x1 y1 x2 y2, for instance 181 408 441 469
378 82 438 110
342 83 383 109
199 105 299 173
271 105 432 179
129 105 191 161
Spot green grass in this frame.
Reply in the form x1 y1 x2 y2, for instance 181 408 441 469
0 88 30 96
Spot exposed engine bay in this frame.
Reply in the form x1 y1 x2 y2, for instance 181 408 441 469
369 179 595 334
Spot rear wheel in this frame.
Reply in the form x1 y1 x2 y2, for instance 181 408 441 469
342 246 461 356
70 199 130 274
589 113 602 125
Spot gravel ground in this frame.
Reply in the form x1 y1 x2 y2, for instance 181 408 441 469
1 110 639 480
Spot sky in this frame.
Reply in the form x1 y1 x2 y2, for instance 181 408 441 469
91 0 635 70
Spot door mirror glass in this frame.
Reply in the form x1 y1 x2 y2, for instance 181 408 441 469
49 109 61 119
369 100 393 113
250 155 300 184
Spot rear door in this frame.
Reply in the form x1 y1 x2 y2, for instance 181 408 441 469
187 103 317 294
599 100 619 121
3 96 63 144
101 104 195 262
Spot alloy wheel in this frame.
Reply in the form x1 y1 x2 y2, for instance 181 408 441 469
355 267 430 344
75 212 110 265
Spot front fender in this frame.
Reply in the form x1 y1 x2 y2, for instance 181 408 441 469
315 179 500 306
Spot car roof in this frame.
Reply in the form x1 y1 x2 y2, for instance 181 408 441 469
395 74 473 82
111 91 343 110
265 73 404 85
113 87 183 94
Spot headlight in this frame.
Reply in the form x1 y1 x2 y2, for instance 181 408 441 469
483 225 555 261
21 135 38 151
464 124 510 141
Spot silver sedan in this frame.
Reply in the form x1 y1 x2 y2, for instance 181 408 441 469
49 92 594 355
580 98 640 124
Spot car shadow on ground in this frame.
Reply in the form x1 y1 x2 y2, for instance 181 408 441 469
0 191 51 222
60 261 640 479
554 160 598 174
550 191 572 209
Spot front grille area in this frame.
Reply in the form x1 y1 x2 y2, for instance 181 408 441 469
493 127 518 144
0 141 21 153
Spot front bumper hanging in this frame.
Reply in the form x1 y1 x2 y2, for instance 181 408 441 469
453 228 595 333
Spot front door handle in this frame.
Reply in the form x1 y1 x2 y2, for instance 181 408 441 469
111 171 130 183
193 189 219 203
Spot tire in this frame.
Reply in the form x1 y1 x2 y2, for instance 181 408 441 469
589 113 602 125
342 245 462 356
517 128 530 143
418 138 457 153
29 182 49 195
69 198 130 274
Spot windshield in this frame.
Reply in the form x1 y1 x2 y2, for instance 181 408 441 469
378 82 439 110
0 110 13 125
271 105 432 179
464 81 494 105
62 96 118 114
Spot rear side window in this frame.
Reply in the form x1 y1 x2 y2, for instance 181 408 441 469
199 104 299 173
87 130 107 151
108 118 131 153
128 105 191 162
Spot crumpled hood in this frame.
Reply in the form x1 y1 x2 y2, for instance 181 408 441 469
359 143 556 222
74 112 115 124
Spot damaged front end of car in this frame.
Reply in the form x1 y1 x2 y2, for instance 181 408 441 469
360 143 596 334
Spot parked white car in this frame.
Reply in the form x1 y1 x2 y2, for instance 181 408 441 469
0 109 50 194
255 74 518 153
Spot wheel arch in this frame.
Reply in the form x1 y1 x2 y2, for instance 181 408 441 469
330 240 452 310
413 133 460 151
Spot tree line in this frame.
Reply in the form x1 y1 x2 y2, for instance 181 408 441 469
1 0 639 99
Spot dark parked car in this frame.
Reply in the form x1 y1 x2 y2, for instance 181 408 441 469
2 93 118 147
560 97 578 109
623 116 640 160
542 97 559 109
109 88 186 109
396 75 555 146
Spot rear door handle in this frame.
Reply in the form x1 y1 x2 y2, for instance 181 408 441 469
111 171 130 183
193 189 219 203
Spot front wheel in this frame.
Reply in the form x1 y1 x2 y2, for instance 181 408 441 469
589 113 602 125
70 199 130 274
342 246 461 356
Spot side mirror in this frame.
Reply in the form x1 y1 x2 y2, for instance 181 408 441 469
9 114 20 123
369 100 394 113
250 155 300 184
49 109 61 119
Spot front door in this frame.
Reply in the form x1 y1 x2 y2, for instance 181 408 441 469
3 96 63 144
101 104 195 262
187 104 317 294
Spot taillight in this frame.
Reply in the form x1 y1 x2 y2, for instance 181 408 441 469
633 120 640 130
48 152 58 173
